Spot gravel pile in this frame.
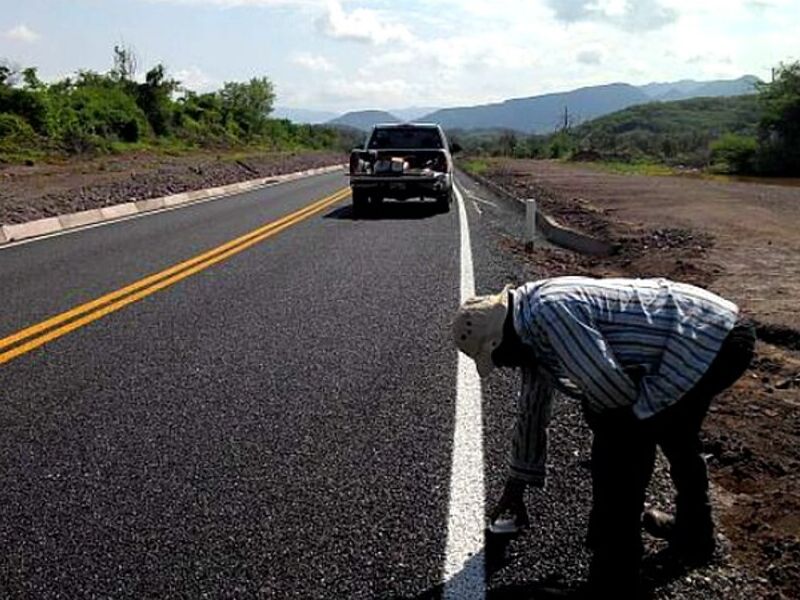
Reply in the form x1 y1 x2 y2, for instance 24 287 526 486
0 151 345 225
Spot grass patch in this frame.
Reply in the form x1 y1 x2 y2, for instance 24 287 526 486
459 157 491 176
578 160 677 177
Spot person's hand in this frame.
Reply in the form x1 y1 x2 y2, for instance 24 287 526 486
489 477 530 529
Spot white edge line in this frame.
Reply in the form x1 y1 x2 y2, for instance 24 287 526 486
443 184 486 600
0 168 347 251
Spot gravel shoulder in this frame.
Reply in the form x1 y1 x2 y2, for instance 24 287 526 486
0 150 345 226
464 160 800 599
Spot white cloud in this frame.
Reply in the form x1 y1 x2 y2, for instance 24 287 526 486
292 52 335 72
4 24 41 43
545 0 679 31
577 49 604 65
320 77 415 108
174 66 218 92
316 0 414 45
146 0 322 6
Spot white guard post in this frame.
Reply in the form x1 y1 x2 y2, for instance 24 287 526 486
525 198 537 252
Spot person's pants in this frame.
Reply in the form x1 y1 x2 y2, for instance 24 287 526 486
584 319 756 594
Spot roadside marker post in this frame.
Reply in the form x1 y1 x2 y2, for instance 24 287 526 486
525 198 537 251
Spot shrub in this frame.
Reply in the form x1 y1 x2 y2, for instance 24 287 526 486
710 134 758 173
0 112 37 141
73 86 148 142
0 86 49 133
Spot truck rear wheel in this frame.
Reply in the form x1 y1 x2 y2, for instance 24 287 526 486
352 189 368 216
436 189 453 213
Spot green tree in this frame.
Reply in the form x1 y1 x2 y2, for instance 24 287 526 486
137 64 179 136
219 77 275 137
757 61 800 174
111 44 138 83
0 64 11 87
22 67 44 91
710 134 757 173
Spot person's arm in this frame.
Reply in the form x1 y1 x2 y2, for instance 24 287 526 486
508 366 554 486
490 366 554 527
539 301 637 411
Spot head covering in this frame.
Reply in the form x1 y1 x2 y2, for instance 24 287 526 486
452 285 513 377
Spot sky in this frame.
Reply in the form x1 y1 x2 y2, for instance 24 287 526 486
0 0 797 113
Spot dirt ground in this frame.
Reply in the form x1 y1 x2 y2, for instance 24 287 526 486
480 158 800 599
0 150 345 226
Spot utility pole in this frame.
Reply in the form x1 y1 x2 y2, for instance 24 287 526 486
560 106 572 133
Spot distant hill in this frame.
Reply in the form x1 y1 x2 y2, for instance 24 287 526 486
272 107 338 124
639 75 760 102
327 110 400 131
571 94 761 165
575 94 760 138
418 76 761 133
421 83 651 134
389 107 441 122
315 76 763 134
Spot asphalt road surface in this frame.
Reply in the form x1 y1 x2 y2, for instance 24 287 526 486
0 171 757 599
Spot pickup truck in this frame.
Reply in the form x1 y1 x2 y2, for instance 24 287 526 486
348 123 459 214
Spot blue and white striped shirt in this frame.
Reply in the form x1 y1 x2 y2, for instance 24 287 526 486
511 277 739 420
507 277 739 484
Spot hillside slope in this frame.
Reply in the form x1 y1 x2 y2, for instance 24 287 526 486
571 94 761 164
423 83 650 134
327 110 400 131
575 94 761 138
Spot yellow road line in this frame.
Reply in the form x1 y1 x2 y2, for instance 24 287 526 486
0 188 350 365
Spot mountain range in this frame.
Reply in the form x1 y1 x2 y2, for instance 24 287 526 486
304 75 759 134
272 107 339 124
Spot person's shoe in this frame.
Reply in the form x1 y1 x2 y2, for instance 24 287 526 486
642 508 676 540
671 535 716 567
643 508 716 566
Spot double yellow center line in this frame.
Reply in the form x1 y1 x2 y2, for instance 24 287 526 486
0 187 350 365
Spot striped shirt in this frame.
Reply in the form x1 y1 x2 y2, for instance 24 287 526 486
507 277 738 484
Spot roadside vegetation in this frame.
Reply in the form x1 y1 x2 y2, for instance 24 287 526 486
0 47 356 164
456 61 800 177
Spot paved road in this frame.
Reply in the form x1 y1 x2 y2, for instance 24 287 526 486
0 170 752 599
0 171 467 599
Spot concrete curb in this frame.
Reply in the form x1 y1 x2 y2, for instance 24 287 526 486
58 209 104 229
463 169 615 257
0 164 346 246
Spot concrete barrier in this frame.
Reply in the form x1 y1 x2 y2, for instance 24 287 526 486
59 209 105 230
100 203 138 220
135 197 166 213
464 170 615 257
537 213 614 256
3 217 63 242
0 163 348 246
162 192 191 207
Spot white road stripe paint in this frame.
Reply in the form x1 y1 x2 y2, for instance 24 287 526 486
443 185 486 600
463 188 497 209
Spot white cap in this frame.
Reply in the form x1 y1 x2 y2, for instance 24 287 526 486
451 285 512 377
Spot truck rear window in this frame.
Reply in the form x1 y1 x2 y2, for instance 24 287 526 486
368 128 444 150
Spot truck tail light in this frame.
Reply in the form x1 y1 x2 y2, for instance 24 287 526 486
349 152 361 174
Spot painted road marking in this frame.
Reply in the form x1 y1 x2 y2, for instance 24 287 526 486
443 185 486 599
0 188 350 365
